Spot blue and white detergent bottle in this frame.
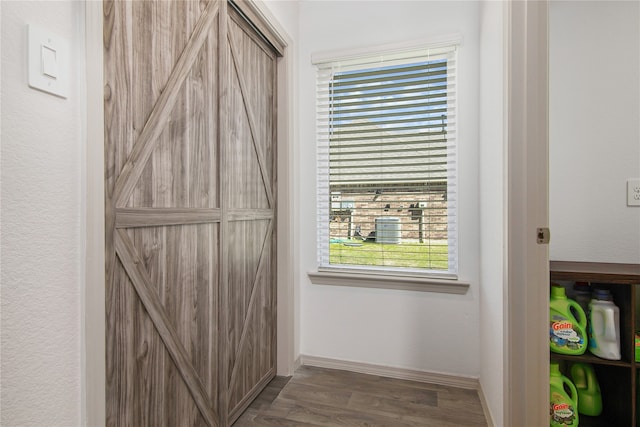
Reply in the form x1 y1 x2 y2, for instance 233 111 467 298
588 289 621 360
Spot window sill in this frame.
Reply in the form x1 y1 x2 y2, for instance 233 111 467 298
307 269 470 294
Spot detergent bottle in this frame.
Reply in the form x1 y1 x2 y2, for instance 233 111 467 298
570 362 602 416
588 289 621 360
550 284 588 355
637 370 640 427
573 282 591 314
550 361 579 427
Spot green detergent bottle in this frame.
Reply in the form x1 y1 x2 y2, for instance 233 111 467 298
637 370 640 427
550 361 579 427
550 285 588 355
570 362 602 416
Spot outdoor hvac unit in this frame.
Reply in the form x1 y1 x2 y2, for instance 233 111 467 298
375 217 401 244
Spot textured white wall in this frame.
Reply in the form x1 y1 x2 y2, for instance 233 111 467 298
1 2 83 426
550 1 640 263
262 0 299 40
478 1 505 425
298 1 481 377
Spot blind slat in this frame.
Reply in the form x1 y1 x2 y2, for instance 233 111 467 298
331 154 447 163
327 129 453 143
329 139 449 150
333 109 447 127
331 123 448 137
332 78 448 97
325 85 448 103
330 61 448 81
317 92 456 108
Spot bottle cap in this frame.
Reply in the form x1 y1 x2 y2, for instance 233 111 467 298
593 289 612 301
551 285 567 299
550 361 561 376
573 282 591 294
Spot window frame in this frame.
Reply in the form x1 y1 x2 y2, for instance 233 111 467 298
310 37 467 291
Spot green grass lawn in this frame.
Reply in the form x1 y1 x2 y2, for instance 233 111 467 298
329 240 448 270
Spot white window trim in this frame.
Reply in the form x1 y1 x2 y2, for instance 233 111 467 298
311 34 463 65
307 268 469 294
311 36 466 293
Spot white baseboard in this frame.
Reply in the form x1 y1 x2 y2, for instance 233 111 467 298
298 354 479 390
478 382 496 427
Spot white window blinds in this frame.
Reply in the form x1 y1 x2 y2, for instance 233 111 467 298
315 43 458 276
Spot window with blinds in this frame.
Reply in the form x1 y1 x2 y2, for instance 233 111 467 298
315 43 458 276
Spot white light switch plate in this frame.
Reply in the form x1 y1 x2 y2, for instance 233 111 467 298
27 24 68 98
627 179 640 206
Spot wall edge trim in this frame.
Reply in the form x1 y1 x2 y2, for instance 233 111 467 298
478 380 496 427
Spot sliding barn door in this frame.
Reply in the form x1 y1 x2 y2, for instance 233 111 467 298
222 6 278 423
104 1 277 425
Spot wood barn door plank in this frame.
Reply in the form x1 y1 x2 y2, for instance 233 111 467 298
114 229 219 426
113 0 221 208
224 7 277 423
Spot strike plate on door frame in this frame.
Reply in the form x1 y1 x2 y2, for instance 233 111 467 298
537 227 550 244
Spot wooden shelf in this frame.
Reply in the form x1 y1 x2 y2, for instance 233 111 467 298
550 352 632 368
549 261 640 427
579 413 630 427
550 261 640 284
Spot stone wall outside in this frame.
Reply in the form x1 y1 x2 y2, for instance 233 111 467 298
329 192 448 242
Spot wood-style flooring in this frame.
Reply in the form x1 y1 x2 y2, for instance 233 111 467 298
234 366 488 426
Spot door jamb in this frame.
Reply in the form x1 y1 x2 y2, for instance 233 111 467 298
504 0 550 425
84 3 106 425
